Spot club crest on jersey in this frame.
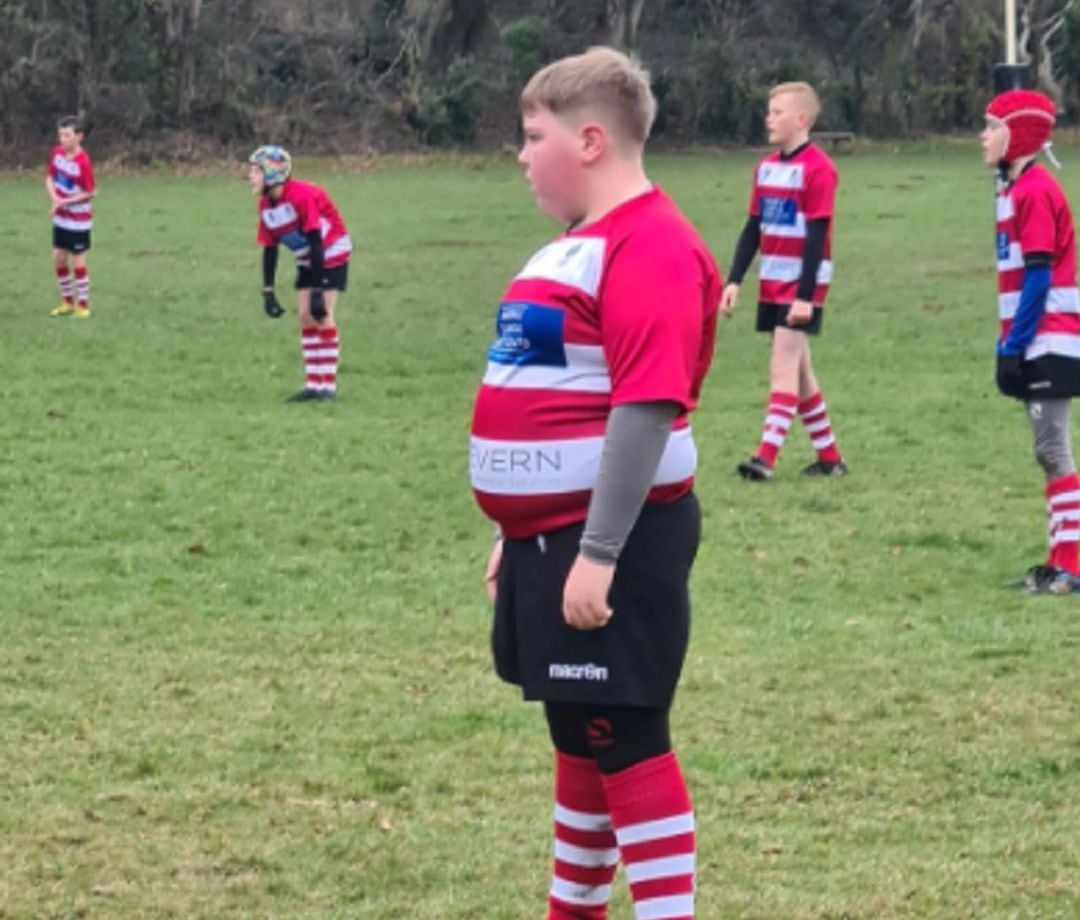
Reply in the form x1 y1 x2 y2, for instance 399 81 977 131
760 196 798 227
488 302 567 368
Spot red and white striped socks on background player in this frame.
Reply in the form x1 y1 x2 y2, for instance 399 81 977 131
548 751 696 919
1046 473 1080 575
57 266 90 309
300 326 340 395
755 390 842 467
55 267 74 306
55 266 90 309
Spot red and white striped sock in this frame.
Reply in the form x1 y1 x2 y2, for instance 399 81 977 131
56 267 74 305
756 392 798 467
548 752 619 920
1047 473 1080 575
301 326 322 391
798 391 843 464
74 266 90 307
317 326 340 394
601 752 695 920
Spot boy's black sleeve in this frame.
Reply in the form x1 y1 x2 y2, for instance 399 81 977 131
796 218 830 302
262 245 278 288
305 230 324 284
727 216 761 285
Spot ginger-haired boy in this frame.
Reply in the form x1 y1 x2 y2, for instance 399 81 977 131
722 82 847 480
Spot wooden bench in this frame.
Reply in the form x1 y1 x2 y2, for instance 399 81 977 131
813 131 856 154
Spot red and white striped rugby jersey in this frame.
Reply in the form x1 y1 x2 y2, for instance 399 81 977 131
996 164 1080 359
749 143 837 306
47 147 95 232
470 187 721 539
257 179 352 268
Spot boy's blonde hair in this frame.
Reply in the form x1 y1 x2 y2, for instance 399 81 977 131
520 46 656 147
770 82 821 124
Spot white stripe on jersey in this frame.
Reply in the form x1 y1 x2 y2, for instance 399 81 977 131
757 161 805 190
997 195 1015 221
59 201 92 215
324 234 353 260
515 237 606 298
53 215 92 231
998 287 1080 320
760 254 833 285
470 427 697 497
1025 332 1080 360
761 211 807 239
482 344 610 393
553 804 613 833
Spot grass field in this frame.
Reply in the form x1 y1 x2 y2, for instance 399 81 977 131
3 144 1080 919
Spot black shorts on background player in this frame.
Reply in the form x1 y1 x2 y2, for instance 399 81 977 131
756 301 823 335
493 492 700 709
295 263 348 291
53 227 91 253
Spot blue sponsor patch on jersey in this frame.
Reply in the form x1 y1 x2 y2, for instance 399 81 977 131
997 230 1010 261
760 196 797 227
56 173 76 192
488 302 566 367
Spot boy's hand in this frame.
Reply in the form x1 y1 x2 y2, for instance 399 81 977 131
484 540 503 603
563 554 614 630
309 289 327 321
262 291 285 318
719 282 740 317
788 299 814 326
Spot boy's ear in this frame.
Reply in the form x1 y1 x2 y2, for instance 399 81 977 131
579 122 607 165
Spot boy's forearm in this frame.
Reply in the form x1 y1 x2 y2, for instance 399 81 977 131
304 229 324 280
796 218 830 302
727 216 761 285
262 246 279 289
579 402 680 565
1002 258 1052 354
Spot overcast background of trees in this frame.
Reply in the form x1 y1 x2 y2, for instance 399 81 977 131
1 0 1078 163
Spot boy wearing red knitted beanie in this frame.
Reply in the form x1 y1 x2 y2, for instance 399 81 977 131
983 90 1080 593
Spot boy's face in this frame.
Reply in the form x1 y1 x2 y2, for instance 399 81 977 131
248 163 267 196
518 107 589 223
981 117 1009 166
766 94 809 148
57 126 81 153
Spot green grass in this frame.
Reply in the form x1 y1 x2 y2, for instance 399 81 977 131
3 144 1080 918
